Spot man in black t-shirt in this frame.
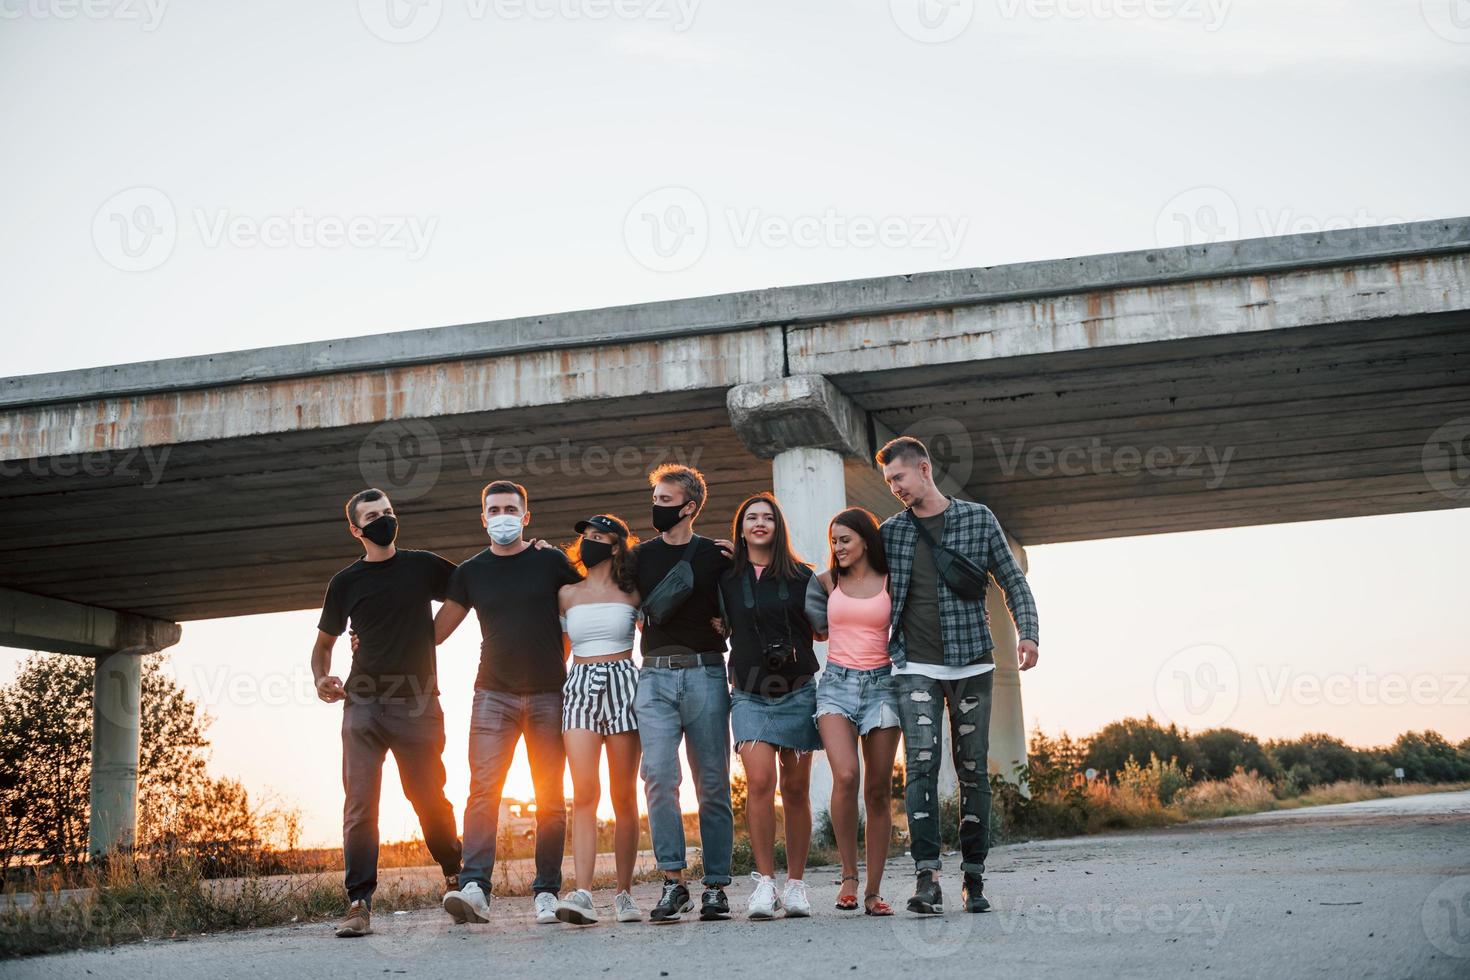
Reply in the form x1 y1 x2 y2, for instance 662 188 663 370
632 464 736 923
437 480 581 927
311 488 463 939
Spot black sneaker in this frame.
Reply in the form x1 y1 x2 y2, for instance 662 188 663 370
906 870 944 915
649 880 692 923
699 887 731 921
962 873 990 913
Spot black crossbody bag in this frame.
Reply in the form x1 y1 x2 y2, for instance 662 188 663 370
908 510 987 601
640 536 703 625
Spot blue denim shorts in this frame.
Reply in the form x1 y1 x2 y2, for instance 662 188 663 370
815 663 901 736
730 684 823 753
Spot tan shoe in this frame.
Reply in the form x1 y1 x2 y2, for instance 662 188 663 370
336 899 372 937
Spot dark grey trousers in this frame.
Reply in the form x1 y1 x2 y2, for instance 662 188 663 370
342 696 462 903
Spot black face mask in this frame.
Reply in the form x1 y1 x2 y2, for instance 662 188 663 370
359 514 398 547
580 539 615 569
651 502 688 533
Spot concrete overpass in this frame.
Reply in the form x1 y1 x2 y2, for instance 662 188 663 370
3 217 1467 856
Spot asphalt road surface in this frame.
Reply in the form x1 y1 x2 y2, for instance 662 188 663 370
11 791 1470 979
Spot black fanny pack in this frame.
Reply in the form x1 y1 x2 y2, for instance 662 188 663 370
909 510 987 601
640 537 702 625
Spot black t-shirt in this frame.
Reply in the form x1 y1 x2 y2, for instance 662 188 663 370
317 549 456 699
632 535 731 659
447 545 581 694
719 564 818 697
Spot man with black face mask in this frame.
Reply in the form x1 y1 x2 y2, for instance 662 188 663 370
632 464 736 922
312 488 463 939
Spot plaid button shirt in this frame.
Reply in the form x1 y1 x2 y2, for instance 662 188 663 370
881 496 1039 668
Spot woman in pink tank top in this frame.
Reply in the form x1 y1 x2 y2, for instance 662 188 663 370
812 507 901 916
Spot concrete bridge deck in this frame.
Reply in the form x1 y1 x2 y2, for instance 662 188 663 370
2 217 1467 623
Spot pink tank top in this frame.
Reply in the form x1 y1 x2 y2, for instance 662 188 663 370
826 576 893 671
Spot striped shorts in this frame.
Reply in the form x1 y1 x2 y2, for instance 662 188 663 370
561 659 639 735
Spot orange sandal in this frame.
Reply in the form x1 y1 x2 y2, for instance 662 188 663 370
835 876 860 911
864 894 894 917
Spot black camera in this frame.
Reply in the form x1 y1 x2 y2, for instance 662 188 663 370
763 640 796 672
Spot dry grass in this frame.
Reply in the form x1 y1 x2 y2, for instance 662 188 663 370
994 771 1470 843
1 858 380 958
1166 777 1467 823
1285 779 1470 808
1173 771 1278 819
0 846 685 959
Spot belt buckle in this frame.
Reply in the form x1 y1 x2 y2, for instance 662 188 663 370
672 654 693 669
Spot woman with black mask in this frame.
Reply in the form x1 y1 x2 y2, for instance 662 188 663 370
717 492 822 920
553 514 644 926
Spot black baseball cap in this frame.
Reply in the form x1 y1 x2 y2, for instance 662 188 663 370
574 515 627 538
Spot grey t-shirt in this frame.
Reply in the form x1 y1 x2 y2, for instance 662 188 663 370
901 510 947 665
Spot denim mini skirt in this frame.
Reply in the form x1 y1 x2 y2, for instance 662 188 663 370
730 683 823 753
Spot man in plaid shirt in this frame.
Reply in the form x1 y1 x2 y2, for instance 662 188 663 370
877 435 1040 916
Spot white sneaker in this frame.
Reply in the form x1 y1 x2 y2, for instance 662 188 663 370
442 880 491 924
534 891 559 924
614 890 642 923
554 888 599 925
747 872 782 920
782 878 812 918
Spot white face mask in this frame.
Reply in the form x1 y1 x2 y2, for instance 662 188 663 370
486 514 524 546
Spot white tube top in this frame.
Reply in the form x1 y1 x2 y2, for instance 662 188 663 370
561 602 638 660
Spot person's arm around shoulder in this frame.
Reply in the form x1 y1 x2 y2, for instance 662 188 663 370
555 547 584 586
707 535 734 576
799 565 828 641
558 581 577 659
435 601 470 646
435 563 473 646
710 567 734 637
425 551 457 601
980 503 1040 671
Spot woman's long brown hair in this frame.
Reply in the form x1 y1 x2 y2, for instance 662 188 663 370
730 492 809 580
566 513 640 594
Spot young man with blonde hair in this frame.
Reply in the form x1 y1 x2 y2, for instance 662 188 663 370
632 464 737 922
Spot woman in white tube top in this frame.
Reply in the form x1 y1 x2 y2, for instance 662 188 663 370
553 513 642 927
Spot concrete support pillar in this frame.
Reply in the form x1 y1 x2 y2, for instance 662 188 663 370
771 447 848 578
89 651 143 857
771 446 848 817
987 538 1030 793
0 588 181 859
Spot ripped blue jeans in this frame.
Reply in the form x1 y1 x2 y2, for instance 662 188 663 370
893 669 993 876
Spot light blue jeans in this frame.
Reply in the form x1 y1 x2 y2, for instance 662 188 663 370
461 689 566 895
634 664 733 887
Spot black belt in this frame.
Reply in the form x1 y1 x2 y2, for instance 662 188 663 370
642 651 725 670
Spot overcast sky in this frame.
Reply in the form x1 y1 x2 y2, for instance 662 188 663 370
3 0 1468 846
